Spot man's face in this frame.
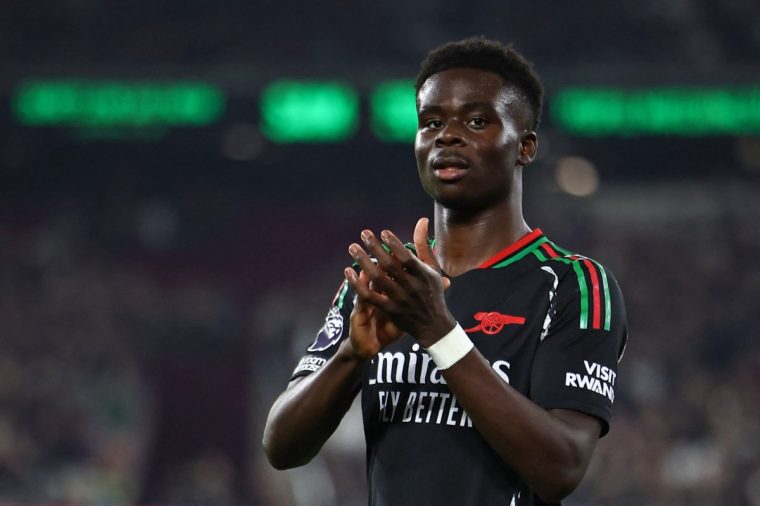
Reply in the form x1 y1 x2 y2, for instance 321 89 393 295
414 68 536 211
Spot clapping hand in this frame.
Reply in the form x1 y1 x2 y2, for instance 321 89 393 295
343 217 455 357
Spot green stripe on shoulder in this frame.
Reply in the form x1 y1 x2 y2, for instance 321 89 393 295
532 239 617 331
548 241 573 257
569 260 590 329
544 254 590 329
335 280 350 309
589 259 612 331
491 236 549 269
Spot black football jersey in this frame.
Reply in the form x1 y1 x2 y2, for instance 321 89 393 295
292 229 628 506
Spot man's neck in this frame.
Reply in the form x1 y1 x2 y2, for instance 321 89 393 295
433 199 531 277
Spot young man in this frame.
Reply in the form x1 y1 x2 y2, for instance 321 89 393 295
263 37 628 505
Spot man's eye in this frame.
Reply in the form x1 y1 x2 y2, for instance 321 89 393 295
424 119 443 129
468 117 487 128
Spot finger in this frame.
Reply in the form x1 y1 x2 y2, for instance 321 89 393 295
348 242 380 278
360 269 384 295
344 267 389 308
378 229 420 283
345 270 379 330
413 217 439 270
382 227 450 295
413 217 451 291
360 230 405 281
348 242 399 299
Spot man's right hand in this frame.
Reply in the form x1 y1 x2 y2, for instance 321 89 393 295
342 269 404 360
342 217 453 357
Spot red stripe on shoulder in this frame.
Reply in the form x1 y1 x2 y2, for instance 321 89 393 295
540 242 559 258
479 229 544 268
581 258 602 329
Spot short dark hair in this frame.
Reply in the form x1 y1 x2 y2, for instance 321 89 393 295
415 37 544 129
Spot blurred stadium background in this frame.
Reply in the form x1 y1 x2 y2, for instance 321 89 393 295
1 1 760 504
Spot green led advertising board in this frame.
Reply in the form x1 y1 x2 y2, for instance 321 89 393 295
552 87 760 136
13 80 225 128
370 79 417 142
260 80 358 143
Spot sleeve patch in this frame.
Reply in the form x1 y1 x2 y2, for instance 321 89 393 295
564 360 617 402
293 356 327 375
307 306 345 352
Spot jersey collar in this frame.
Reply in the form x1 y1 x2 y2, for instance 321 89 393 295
478 228 547 269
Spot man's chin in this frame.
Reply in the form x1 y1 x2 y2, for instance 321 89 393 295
432 194 487 213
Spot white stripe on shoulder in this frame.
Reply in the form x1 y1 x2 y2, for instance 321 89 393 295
539 266 559 341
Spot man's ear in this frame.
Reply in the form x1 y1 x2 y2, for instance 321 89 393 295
517 131 538 166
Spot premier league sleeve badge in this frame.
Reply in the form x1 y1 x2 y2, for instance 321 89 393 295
307 306 345 352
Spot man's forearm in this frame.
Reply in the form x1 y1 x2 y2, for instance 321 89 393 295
262 341 367 469
442 350 600 504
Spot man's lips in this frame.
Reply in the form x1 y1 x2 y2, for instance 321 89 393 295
431 156 470 182
434 167 469 182
432 155 470 170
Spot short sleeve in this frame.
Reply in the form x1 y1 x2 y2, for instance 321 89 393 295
530 260 628 436
290 279 356 380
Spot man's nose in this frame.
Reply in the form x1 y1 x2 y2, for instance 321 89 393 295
435 122 465 146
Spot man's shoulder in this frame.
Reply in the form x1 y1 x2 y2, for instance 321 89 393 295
532 237 626 333
533 238 621 284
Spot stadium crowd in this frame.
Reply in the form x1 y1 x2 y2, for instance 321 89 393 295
0 180 758 505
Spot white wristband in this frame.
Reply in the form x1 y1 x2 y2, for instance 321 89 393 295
425 323 474 370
